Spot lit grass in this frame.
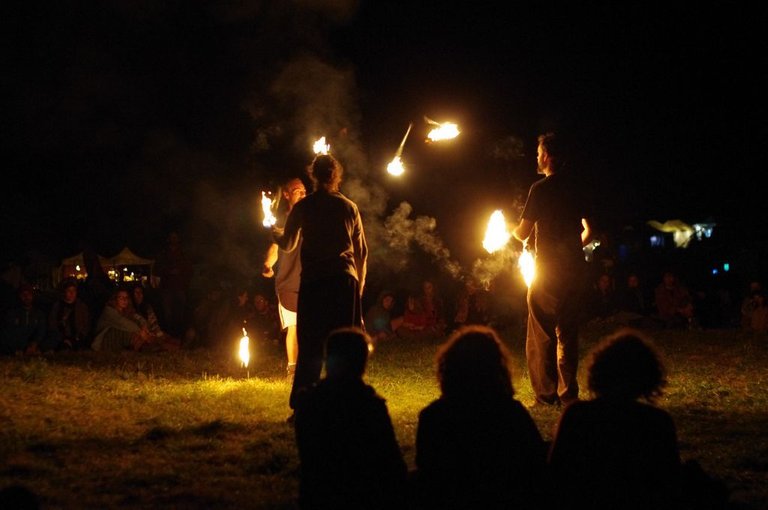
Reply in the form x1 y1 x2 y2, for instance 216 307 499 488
1 328 767 509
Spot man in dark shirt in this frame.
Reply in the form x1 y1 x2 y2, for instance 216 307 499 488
513 132 593 406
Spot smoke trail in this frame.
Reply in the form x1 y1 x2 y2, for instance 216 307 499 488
384 202 463 280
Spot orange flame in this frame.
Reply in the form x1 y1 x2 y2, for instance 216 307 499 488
313 136 330 155
482 210 511 253
238 328 250 368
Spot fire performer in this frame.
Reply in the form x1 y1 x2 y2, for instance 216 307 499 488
262 177 307 383
512 132 593 407
272 154 368 422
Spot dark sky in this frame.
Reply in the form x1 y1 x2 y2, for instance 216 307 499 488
4 1 763 280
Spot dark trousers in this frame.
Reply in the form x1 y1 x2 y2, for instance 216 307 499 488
290 274 362 409
526 277 580 404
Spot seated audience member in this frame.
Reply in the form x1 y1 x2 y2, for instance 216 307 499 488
186 283 229 349
396 293 435 341
452 279 490 329
740 280 763 329
415 325 548 509
249 292 282 347
1 283 46 356
548 328 729 510
584 273 620 325
92 287 170 352
746 289 768 333
294 327 407 509
654 270 697 329
364 290 399 343
46 278 92 351
131 283 181 351
419 279 446 337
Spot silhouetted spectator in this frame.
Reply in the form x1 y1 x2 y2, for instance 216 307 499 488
548 327 729 510
452 279 490 329
154 231 194 338
248 292 281 347
131 283 181 351
46 277 92 351
654 270 698 329
364 290 399 343
0 484 39 510
419 279 447 337
583 273 620 326
617 272 651 315
1 283 46 355
740 280 763 329
294 327 407 510
80 244 114 320
415 325 548 509
92 287 177 352
746 289 768 333
396 293 436 341
186 283 229 349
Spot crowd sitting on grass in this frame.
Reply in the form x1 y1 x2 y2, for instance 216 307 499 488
294 325 732 510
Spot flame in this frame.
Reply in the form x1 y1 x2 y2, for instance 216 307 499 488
261 191 277 227
482 210 511 253
313 136 330 155
239 328 250 368
387 155 405 176
426 122 460 142
518 248 535 287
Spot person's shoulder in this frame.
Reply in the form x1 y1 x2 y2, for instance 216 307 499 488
418 398 445 418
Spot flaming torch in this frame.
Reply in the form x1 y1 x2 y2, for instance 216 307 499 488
518 247 535 287
313 136 330 155
482 210 511 253
425 116 460 142
238 327 250 378
387 122 413 176
261 191 277 228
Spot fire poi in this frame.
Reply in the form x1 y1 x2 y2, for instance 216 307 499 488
387 122 413 176
261 191 277 227
482 209 536 287
518 247 535 287
312 136 330 155
483 210 511 253
238 328 250 373
425 116 460 142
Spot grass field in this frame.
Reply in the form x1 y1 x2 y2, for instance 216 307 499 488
1 326 767 509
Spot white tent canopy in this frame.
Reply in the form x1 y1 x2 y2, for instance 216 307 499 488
57 247 155 286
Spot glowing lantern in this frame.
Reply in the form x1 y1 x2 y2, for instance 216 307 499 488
313 136 330 155
261 192 277 227
482 210 511 253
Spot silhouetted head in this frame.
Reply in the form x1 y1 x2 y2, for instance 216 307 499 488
537 131 567 173
324 327 371 380
587 327 667 402
0 484 39 510
308 154 343 192
437 325 514 401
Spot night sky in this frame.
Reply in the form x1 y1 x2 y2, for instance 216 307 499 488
4 2 763 283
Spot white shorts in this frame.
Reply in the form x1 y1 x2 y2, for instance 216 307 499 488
278 303 297 330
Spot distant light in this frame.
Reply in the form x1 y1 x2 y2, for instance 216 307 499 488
712 268 719 275
649 235 663 247
723 263 730 272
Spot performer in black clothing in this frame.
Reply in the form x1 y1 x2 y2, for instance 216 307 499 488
513 132 593 406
